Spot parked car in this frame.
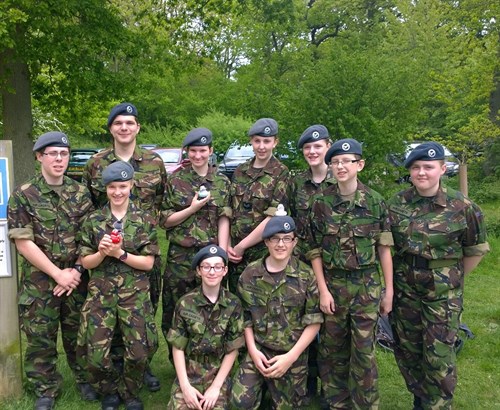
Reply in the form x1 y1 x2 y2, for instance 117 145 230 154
152 147 189 174
66 148 103 181
218 143 255 179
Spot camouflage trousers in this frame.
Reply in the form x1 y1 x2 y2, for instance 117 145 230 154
391 265 463 410
18 274 88 398
227 243 267 293
230 346 308 410
77 273 158 401
161 244 202 341
319 267 381 409
167 355 229 410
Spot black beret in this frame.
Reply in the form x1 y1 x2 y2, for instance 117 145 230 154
102 161 134 185
182 127 213 148
262 216 296 239
107 102 138 128
248 118 278 137
33 131 70 152
297 124 330 149
404 142 445 168
191 245 228 269
325 138 362 164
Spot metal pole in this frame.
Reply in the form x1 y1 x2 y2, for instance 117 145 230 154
0 140 23 398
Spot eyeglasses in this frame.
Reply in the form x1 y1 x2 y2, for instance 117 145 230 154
268 236 295 244
43 151 70 159
330 159 360 166
199 264 226 273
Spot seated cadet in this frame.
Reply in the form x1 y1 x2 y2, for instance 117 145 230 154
167 245 244 410
230 215 323 410
77 161 159 410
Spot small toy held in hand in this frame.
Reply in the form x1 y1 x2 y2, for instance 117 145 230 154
198 185 209 200
110 229 122 243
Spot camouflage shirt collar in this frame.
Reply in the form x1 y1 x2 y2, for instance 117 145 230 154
108 144 144 162
194 286 229 308
253 255 301 280
37 174 78 195
325 179 370 209
246 155 283 176
409 184 447 207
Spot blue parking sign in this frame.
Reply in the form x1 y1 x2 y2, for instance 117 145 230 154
0 158 10 219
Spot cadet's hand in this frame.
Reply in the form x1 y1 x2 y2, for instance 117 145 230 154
263 352 295 379
320 290 335 315
227 246 243 263
249 349 270 376
190 192 211 211
99 235 123 259
54 267 81 291
380 291 393 315
180 383 204 410
53 284 72 297
200 384 220 410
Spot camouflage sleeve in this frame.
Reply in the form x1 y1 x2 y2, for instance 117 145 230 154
79 214 99 257
265 167 290 216
462 201 490 256
7 189 35 241
304 199 323 261
236 275 255 329
166 302 190 351
136 217 159 256
159 174 177 224
302 272 324 326
377 200 394 247
224 299 245 353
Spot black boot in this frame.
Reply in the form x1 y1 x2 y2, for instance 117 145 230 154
143 367 160 392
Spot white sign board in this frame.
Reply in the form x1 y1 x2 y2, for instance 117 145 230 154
0 157 12 277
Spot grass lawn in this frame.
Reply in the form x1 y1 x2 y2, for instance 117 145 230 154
1 222 499 409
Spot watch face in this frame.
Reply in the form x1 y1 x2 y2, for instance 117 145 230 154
119 250 128 261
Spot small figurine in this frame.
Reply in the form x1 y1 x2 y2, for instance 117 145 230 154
198 185 209 200
275 203 287 216
110 229 122 243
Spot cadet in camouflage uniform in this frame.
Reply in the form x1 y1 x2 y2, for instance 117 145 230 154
307 139 394 409
160 128 231 345
228 118 290 292
78 161 159 410
167 245 244 410
7 132 95 410
82 102 166 391
230 215 323 410
388 142 490 410
290 124 332 403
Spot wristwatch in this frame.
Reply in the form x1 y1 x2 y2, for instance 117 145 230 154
73 264 85 274
119 250 128 261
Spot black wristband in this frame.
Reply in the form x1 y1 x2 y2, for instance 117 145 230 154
74 264 85 274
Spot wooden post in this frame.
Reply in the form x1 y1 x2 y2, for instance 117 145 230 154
0 140 23 398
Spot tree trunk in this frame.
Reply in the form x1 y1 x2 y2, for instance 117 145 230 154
0 51 35 187
459 162 468 197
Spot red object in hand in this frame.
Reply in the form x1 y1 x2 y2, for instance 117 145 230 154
110 229 121 243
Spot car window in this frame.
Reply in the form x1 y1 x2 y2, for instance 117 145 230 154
226 145 254 159
158 150 181 163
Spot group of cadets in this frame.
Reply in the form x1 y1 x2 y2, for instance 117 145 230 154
7 102 490 410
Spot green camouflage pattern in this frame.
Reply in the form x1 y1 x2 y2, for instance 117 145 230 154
290 167 332 257
82 145 166 311
318 267 381 409
228 156 290 291
388 185 490 409
160 165 231 339
231 256 323 409
8 174 93 397
77 202 159 400
167 286 244 409
307 179 393 270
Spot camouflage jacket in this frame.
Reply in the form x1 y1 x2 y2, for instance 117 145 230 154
230 155 289 242
388 184 489 260
82 146 167 217
160 164 232 248
237 255 323 352
8 175 93 293
307 179 393 271
167 286 245 361
79 202 159 280
290 167 332 242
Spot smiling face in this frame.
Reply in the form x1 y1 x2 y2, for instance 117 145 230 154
329 154 364 184
265 233 297 263
250 135 278 166
109 115 140 146
302 139 331 168
187 145 212 171
409 160 446 196
106 180 134 207
197 256 228 289
37 146 70 184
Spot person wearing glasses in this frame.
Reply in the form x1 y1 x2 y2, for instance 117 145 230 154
7 132 95 410
166 245 244 410
160 128 231 353
289 124 332 403
306 139 394 409
82 102 166 392
230 215 323 409
388 142 489 410
78 161 159 410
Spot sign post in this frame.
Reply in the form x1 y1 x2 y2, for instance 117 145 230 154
0 140 23 398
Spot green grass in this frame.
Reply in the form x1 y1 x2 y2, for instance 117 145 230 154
2 220 499 409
